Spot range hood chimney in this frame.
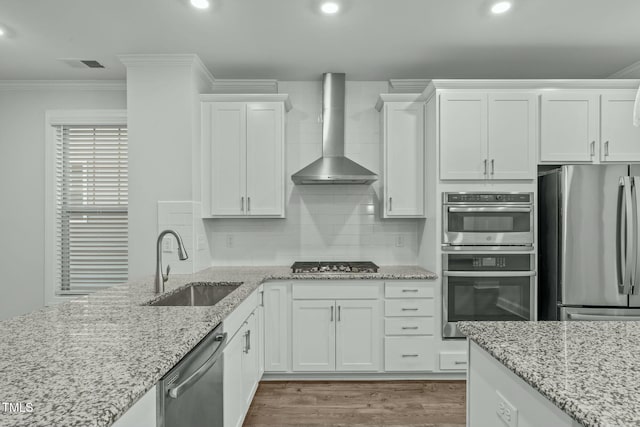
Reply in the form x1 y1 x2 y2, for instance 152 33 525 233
291 73 378 185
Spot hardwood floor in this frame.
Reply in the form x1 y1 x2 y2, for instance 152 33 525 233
243 380 466 427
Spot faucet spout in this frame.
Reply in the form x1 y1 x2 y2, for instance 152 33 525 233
155 230 189 294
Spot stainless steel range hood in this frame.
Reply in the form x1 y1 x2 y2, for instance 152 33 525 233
291 73 378 185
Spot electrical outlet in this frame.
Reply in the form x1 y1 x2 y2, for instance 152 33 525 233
395 235 405 247
162 237 173 253
197 235 206 251
226 235 234 248
496 391 518 427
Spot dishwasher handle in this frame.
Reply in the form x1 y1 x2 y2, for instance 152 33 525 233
168 332 228 399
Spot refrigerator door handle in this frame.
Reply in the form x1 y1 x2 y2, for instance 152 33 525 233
618 176 634 295
632 177 640 295
568 313 640 321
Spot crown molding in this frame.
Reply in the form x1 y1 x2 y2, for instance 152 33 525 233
422 79 640 96
200 93 293 112
118 54 215 87
375 93 424 111
609 60 640 79
211 79 278 94
0 80 126 91
388 79 431 93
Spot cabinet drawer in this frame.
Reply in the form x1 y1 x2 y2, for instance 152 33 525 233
384 336 435 372
385 299 434 317
384 317 434 336
439 351 468 370
292 282 380 300
385 282 434 299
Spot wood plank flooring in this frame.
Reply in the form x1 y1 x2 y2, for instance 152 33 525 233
243 380 466 427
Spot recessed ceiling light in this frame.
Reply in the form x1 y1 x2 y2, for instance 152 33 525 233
190 0 210 9
320 2 340 15
491 1 512 14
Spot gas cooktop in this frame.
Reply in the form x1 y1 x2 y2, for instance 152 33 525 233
291 261 379 274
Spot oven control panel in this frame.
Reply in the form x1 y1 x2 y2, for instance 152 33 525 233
444 193 532 204
445 253 533 271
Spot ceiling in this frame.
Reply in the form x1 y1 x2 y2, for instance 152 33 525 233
1 0 640 81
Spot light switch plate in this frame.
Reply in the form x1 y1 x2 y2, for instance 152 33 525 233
496 390 518 427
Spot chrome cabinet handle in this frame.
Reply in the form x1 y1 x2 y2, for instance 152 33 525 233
338 305 341 321
491 159 495 175
247 197 251 212
401 326 419 330
605 141 610 156
454 361 467 365
402 289 419 293
590 141 595 156
247 329 251 352
330 306 334 322
241 196 244 212
168 332 227 399
389 197 392 212
402 354 419 358
401 308 419 311
483 159 488 175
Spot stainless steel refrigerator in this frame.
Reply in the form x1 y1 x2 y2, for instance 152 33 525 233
539 164 640 320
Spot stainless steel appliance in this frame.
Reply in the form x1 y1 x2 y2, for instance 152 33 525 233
158 324 227 427
442 192 534 248
443 252 535 338
539 165 640 320
291 261 379 274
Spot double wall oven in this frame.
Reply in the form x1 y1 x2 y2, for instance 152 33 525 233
442 192 535 338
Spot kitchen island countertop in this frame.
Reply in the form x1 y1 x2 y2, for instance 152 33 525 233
0 265 435 427
459 320 640 427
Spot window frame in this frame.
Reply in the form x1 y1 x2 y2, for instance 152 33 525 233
44 110 128 306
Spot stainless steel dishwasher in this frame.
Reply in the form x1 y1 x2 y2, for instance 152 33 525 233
157 324 227 427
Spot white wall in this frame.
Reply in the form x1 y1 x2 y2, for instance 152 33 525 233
206 81 422 266
0 85 126 320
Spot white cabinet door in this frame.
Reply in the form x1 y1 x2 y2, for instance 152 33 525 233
241 312 259 409
263 283 291 372
224 326 246 427
601 92 640 162
246 103 285 216
540 92 599 162
292 300 336 372
383 102 425 217
335 299 381 372
210 102 247 216
488 93 537 180
440 93 488 180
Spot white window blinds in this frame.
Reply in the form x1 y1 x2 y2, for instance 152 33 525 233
54 125 128 294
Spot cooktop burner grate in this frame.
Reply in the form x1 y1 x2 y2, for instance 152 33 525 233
291 261 379 274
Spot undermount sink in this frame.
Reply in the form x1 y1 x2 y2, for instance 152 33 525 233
147 282 242 307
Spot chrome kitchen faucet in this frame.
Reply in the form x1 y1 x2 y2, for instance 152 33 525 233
155 230 189 293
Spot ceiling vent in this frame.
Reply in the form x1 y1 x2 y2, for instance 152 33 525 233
58 59 105 69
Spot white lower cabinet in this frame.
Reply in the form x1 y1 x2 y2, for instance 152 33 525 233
335 300 381 372
263 283 291 372
385 336 435 372
224 327 245 427
469 341 578 427
292 300 336 371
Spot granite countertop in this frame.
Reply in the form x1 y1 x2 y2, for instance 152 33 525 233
0 265 436 427
459 321 640 427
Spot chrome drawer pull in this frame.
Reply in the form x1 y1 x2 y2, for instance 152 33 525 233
402 354 419 358
402 289 419 293
401 308 419 311
454 361 467 365
401 326 419 330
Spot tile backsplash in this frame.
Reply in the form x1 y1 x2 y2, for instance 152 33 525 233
205 81 422 266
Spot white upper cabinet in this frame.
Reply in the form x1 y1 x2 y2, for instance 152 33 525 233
439 93 487 180
439 92 536 180
488 93 536 180
377 96 425 218
245 103 285 215
209 102 246 216
540 92 599 162
201 94 290 218
600 91 640 162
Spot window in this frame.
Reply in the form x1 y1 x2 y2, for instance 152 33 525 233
45 111 128 301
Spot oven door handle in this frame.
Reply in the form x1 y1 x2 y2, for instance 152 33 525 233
443 271 536 277
447 207 532 213
168 332 228 399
